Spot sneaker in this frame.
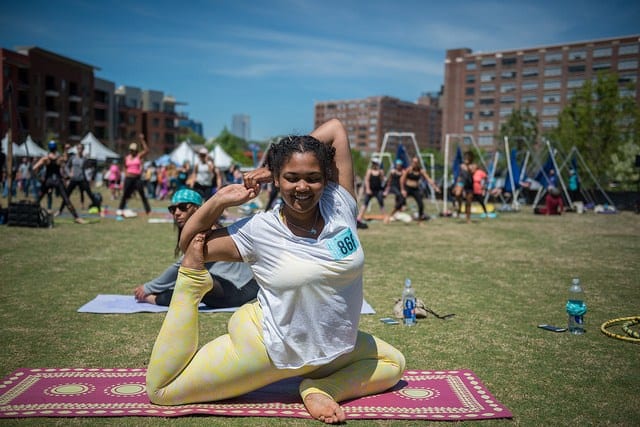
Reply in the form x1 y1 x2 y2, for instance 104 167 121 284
116 209 123 216
74 217 86 224
123 209 138 218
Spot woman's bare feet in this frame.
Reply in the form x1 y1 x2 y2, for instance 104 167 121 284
303 393 346 424
181 232 207 270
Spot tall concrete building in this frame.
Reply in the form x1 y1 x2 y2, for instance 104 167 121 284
232 114 251 141
314 95 442 157
442 35 640 150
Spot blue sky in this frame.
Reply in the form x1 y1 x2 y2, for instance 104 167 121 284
1 0 639 141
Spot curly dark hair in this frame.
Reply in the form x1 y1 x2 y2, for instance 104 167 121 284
266 135 335 181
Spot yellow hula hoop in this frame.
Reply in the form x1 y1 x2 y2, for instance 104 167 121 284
600 316 640 343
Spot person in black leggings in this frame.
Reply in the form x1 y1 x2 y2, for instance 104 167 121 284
401 156 440 221
33 141 85 224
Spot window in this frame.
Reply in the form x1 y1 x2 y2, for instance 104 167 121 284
521 95 537 103
464 112 474 120
480 84 495 92
569 50 587 61
501 70 517 79
545 52 563 62
523 68 539 78
479 110 494 117
619 74 637 84
479 98 495 105
478 135 494 146
501 57 517 66
618 60 638 71
542 119 558 128
465 74 476 83
593 47 612 58
478 121 494 131
463 124 474 132
522 81 538 91
500 96 516 104
567 78 585 88
481 58 496 67
619 44 639 55
544 80 561 90
523 54 539 63
593 62 611 71
543 93 561 103
544 66 562 76
568 64 586 73
466 62 477 70
501 83 516 93
464 100 475 108
465 87 475 95
480 72 496 82
500 108 514 117
543 106 560 116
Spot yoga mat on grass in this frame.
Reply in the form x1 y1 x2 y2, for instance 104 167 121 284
77 294 376 314
0 368 512 421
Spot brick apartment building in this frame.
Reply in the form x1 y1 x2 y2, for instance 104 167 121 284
0 46 96 146
314 94 442 157
1 46 190 158
442 35 640 150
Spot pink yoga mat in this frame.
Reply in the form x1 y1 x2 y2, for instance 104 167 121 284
0 368 512 421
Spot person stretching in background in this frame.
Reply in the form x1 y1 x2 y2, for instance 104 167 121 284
133 188 258 308
357 160 386 223
401 156 440 221
117 134 151 217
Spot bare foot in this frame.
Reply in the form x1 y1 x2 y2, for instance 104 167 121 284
181 233 207 270
303 393 346 424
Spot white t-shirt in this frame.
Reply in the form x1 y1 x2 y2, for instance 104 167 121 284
228 182 364 369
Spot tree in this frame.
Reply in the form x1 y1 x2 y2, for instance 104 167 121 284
499 108 539 149
549 72 640 182
214 127 252 166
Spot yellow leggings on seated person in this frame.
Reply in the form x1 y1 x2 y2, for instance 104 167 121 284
146 267 406 405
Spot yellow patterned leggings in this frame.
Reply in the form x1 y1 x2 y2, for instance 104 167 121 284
147 267 406 405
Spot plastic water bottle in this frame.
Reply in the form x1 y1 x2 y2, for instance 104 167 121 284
566 277 586 335
402 278 416 326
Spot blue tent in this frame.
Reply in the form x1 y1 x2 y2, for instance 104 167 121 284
395 144 410 168
504 148 522 193
452 146 463 182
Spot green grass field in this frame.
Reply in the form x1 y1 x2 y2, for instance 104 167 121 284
1 191 639 426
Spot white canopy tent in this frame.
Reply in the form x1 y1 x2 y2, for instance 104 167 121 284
2 134 22 156
170 140 197 167
22 135 48 157
2 134 48 157
210 144 233 170
73 132 120 161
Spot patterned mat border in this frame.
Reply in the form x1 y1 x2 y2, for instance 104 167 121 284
0 368 512 420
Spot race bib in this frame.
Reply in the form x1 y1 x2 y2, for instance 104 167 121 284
326 228 360 260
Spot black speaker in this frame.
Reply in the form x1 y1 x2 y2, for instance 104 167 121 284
636 154 640 168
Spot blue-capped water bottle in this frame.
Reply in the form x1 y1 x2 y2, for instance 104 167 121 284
566 277 586 335
403 278 416 326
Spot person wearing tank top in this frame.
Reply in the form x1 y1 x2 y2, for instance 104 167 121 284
400 156 440 221
356 160 386 222
191 148 221 200
146 119 405 424
117 134 151 216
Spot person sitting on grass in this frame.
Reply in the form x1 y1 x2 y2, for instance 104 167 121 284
133 188 258 308
146 119 405 424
